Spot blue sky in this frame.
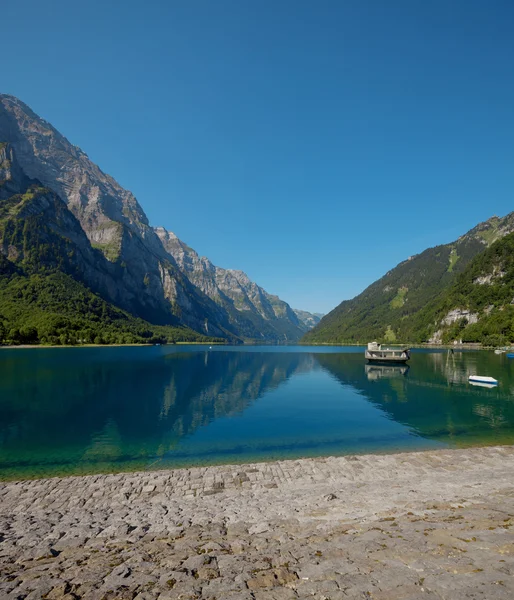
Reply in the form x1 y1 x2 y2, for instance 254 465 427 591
3 0 514 314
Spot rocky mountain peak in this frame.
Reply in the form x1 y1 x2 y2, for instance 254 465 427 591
155 225 304 336
1 95 309 341
0 94 150 249
460 212 514 246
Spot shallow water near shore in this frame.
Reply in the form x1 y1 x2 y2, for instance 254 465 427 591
1 345 514 480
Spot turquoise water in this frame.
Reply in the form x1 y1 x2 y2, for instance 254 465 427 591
1 345 514 480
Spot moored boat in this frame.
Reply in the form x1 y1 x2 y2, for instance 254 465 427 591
468 375 498 385
365 342 411 364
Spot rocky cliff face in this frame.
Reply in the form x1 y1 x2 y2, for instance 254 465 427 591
0 142 153 314
155 227 305 340
0 95 305 341
0 95 231 335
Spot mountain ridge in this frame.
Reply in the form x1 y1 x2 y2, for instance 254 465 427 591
0 143 218 345
303 212 514 344
0 94 307 342
155 226 308 340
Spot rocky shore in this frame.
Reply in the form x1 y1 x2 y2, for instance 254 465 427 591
1 446 514 599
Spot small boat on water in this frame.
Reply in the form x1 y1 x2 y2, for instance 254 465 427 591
468 375 498 385
365 342 411 364
506 353 514 358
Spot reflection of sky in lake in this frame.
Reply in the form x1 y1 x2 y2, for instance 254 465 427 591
1 345 513 479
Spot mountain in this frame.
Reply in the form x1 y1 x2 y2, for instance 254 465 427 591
0 94 305 342
293 309 323 329
417 231 514 346
303 213 514 344
155 227 305 341
0 142 218 345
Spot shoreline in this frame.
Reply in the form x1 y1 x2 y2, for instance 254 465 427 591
0 342 500 350
0 341 227 350
2 445 514 598
0 438 508 483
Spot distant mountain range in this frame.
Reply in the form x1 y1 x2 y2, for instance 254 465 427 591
303 213 514 346
0 95 318 344
293 309 324 329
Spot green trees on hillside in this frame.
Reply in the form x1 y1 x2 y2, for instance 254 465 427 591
419 233 514 346
304 228 514 347
0 270 222 346
0 167 222 347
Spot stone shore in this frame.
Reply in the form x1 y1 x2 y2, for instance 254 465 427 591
1 446 514 599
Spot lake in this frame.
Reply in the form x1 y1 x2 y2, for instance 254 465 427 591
1 345 514 480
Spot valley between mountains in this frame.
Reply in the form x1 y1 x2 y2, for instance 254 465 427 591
1 93 513 348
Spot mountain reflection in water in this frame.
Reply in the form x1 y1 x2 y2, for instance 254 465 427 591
1 346 514 479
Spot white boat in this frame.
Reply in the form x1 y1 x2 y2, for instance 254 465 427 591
365 342 410 364
468 375 498 385
494 349 505 354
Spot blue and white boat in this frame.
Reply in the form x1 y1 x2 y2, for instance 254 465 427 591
468 375 498 385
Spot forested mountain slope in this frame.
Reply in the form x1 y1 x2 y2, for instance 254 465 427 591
414 231 514 346
303 213 514 344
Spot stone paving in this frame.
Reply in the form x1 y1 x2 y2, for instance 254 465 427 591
1 446 514 599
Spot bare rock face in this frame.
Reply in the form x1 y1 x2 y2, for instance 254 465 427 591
442 308 479 326
0 96 147 246
0 142 171 321
0 95 307 340
0 97 231 334
155 227 305 340
0 142 29 198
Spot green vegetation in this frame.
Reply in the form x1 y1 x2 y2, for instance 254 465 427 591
303 212 514 345
91 241 121 262
476 218 500 246
383 325 396 342
390 286 408 309
447 247 459 272
413 231 514 346
0 165 221 347
0 262 221 346
303 237 486 344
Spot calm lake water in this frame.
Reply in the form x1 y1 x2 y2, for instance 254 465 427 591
1 345 514 480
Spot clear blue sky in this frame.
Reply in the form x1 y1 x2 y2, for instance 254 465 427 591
3 0 514 314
